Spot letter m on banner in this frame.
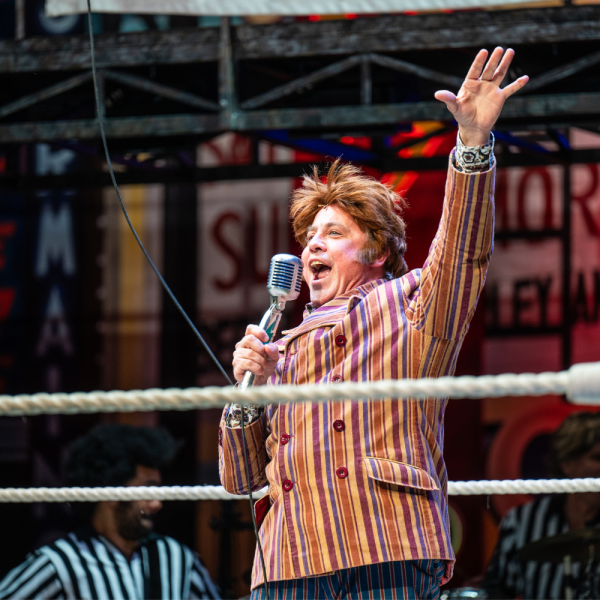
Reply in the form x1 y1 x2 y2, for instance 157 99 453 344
35 203 76 277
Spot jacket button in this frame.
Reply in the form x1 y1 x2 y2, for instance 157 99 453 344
335 335 347 347
282 479 294 492
333 420 345 432
332 374 342 383
218 428 222 446
336 467 348 479
281 434 291 445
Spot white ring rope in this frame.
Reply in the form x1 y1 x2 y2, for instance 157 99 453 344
0 364 597 502
0 362 597 416
448 478 600 495
0 486 262 503
2 479 600 502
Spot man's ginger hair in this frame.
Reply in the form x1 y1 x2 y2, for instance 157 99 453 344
290 159 408 279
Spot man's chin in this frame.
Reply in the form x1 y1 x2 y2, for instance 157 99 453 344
309 287 336 308
118 519 154 541
309 284 324 303
138 518 155 537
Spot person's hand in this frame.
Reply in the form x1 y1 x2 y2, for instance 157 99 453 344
435 47 528 147
232 324 280 386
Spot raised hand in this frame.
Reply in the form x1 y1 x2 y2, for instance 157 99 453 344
435 47 528 147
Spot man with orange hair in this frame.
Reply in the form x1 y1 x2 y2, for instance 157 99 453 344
220 48 528 599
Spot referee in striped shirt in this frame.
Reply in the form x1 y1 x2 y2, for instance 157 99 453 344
484 412 600 599
0 425 221 600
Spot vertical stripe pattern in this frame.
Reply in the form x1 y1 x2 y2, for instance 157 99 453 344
250 559 446 599
483 495 600 599
0 529 220 599
219 159 495 590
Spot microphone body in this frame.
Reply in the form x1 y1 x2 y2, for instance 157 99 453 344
239 254 303 391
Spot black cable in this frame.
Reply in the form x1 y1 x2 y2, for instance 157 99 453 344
85 2 232 388
85 7 270 598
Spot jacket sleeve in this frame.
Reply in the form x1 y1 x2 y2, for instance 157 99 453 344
218 404 270 494
405 153 495 340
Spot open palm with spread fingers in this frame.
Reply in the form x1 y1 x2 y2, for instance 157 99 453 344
435 47 528 147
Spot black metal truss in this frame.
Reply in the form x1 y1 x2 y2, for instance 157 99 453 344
3 6 600 71
1 6 600 150
3 91 600 144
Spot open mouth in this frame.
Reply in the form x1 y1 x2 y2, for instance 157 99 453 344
310 260 332 281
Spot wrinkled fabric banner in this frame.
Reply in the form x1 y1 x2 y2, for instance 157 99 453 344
46 0 555 16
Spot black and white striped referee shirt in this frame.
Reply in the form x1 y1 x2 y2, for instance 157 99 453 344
483 495 600 599
0 527 221 599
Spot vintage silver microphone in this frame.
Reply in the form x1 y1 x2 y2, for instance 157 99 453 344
239 254 303 391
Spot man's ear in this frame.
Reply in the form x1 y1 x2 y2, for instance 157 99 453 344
371 248 391 269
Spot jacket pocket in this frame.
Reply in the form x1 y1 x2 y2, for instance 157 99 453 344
362 456 439 491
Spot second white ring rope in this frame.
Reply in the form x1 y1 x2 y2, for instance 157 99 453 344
2 478 600 502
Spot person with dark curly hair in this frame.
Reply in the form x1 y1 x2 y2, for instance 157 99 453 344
483 412 600 599
0 425 220 600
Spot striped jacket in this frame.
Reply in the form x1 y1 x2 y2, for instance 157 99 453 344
0 528 220 599
219 159 495 590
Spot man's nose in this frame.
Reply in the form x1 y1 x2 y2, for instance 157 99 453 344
308 232 325 252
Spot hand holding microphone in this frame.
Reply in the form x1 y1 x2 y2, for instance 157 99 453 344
233 324 280 386
232 254 302 599
233 254 303 389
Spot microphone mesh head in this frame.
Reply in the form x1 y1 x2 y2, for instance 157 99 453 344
267 254 303 301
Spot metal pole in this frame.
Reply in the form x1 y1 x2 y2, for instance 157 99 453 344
15 0 25 40
218 17 236 130
561 127 572 369
360 56 372 105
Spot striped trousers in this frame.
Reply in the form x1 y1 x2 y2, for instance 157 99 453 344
250 560 446 600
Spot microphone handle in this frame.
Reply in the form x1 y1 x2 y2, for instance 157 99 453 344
239 301 284 391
